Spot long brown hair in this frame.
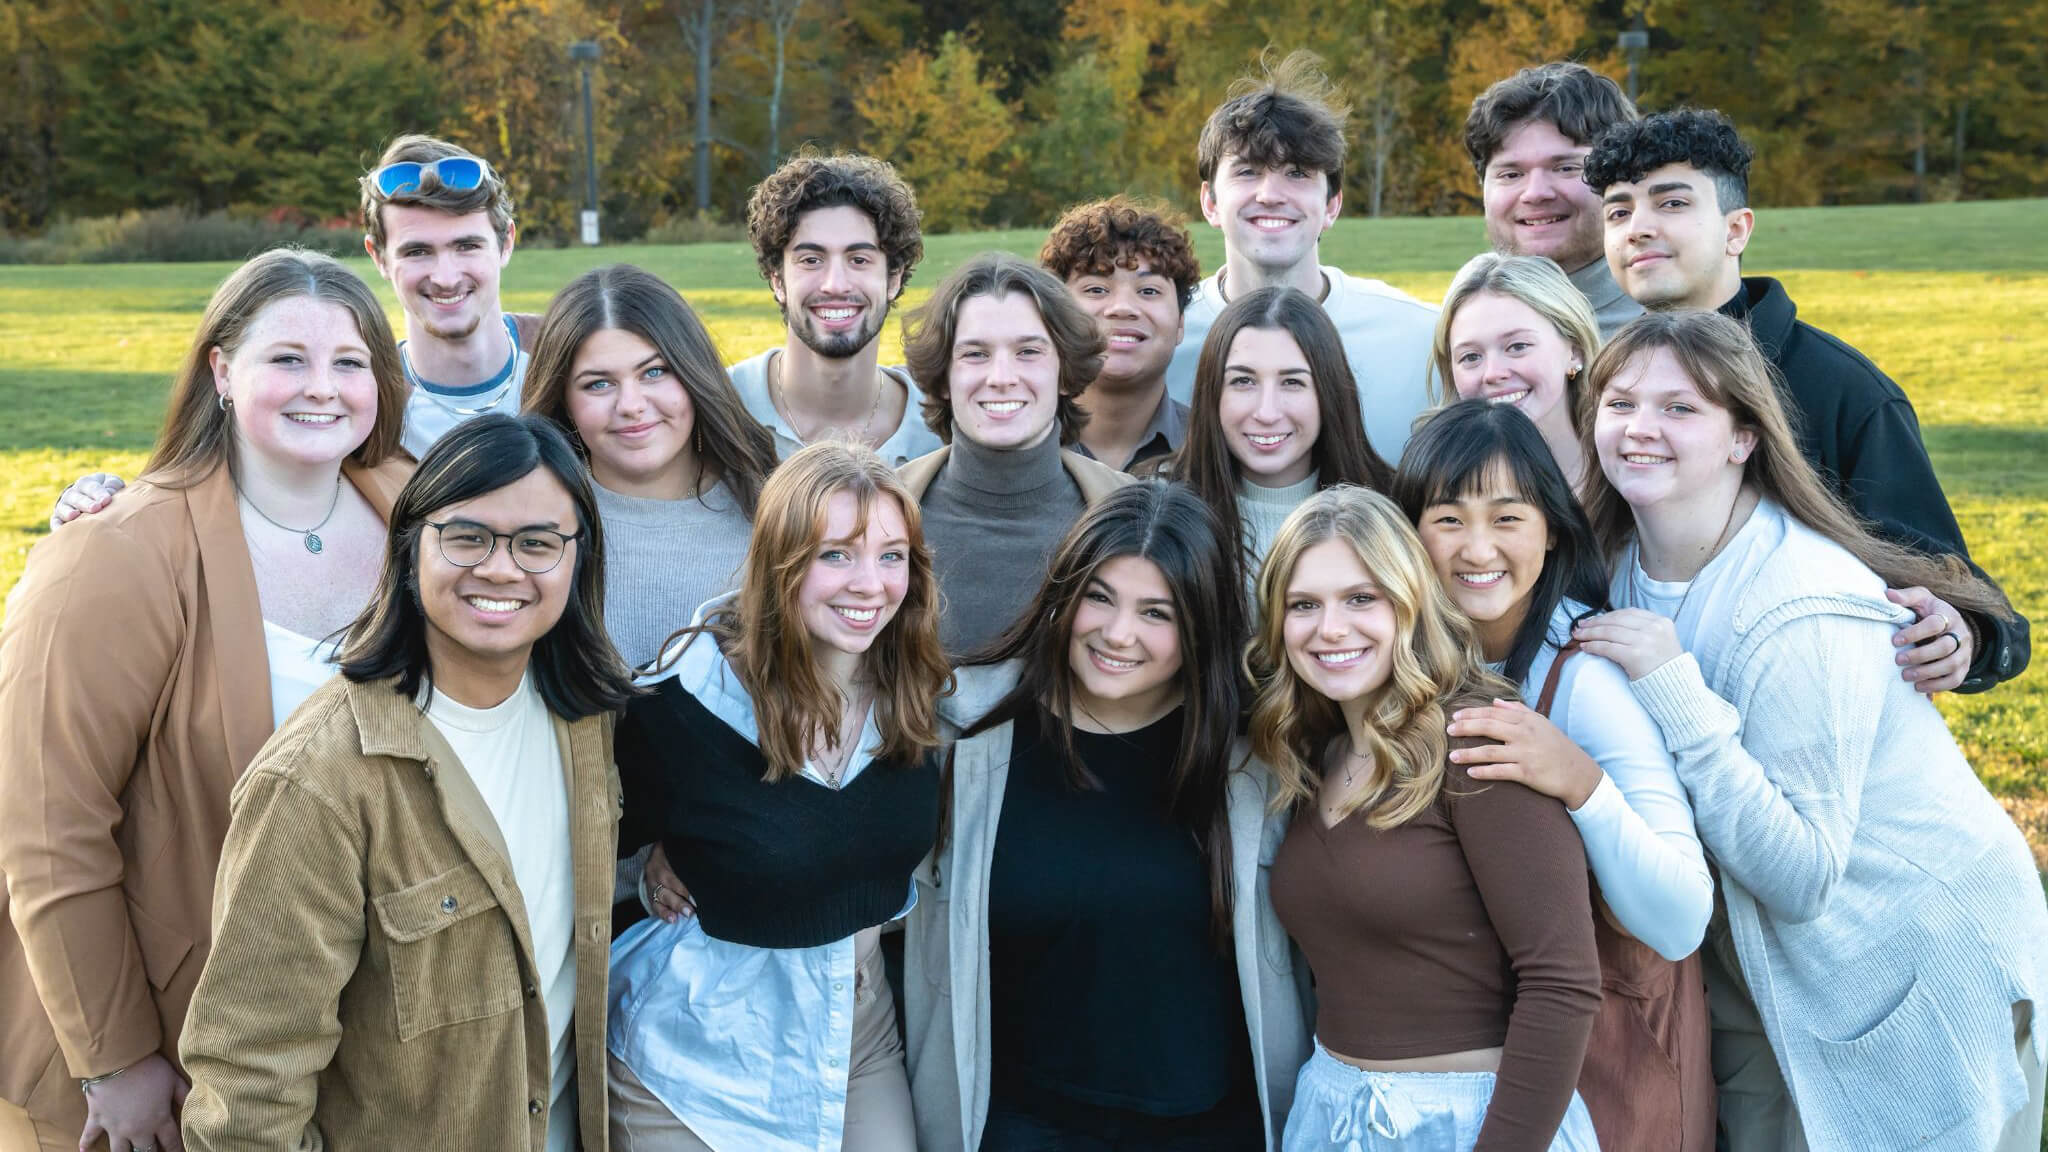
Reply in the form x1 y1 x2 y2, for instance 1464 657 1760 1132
1246 486 1515 827
1578 311 2010 619
966 481 1247 939
1176 286 1394 574
144 248 406 487
521 263 777 516
660 441 951 780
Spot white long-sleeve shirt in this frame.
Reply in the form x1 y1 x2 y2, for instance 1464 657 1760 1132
1514 600 1714 963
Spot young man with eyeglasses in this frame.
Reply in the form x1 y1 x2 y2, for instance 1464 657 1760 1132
1165 51 1437 463
51 135 531 523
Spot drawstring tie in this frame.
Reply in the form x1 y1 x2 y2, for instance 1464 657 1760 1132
1326 1070 1418 1150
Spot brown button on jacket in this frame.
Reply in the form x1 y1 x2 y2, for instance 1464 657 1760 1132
0 459 409 1116
177 673 620 1152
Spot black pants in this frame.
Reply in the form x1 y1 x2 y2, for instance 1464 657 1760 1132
979 1080 1264 1152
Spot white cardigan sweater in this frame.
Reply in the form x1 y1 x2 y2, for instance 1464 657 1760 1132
1619 502 2047 1150
902 662 1313 1152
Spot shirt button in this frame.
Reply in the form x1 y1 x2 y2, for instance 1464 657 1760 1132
827 1057 839 1068
833 982 844 992
529 1098 543 1115
526 983 538 998
441 896 459 913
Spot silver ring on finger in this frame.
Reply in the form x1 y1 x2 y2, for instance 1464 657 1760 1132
653 884 667 903
1947 632 1964 658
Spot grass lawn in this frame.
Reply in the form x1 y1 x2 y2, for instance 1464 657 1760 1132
3 197 2044 822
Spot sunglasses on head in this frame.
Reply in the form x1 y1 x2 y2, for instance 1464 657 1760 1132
370 156 490 198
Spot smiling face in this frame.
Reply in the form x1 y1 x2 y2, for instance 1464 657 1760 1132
1217 325 1320 487
416 467 580 697
1201 153 1340 279
771 204 901 359
797 488 912 661
370 205 511 342
562 327 696 499
211 296 379 473
1066 260 1184 394
947 291 1062 451
1593 345 1755 516
1280 537 1400 705
1601 161 1752 312
1482 119 1605 271
1067 554 1184 722
1415 464 1552 662
1447 291 1582 443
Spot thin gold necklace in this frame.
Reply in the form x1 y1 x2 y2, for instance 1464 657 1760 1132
770 352 884 447
1627 490 1749 624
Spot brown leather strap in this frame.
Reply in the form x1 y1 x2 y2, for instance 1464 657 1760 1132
1534 641 1581 717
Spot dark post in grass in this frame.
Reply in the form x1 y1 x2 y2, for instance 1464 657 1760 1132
571 39 603 245
1617 14 1648 104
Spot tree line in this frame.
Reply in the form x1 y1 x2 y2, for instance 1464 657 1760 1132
3 0 2043 244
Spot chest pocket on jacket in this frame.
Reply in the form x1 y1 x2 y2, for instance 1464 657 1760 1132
373 862 526 1041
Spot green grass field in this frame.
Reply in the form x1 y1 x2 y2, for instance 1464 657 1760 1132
3 198 2044 813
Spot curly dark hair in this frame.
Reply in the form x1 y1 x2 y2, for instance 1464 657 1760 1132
1038 196 1202 312
745 151 924 296
1463 62 1637 179
1197 49 1349 191
902 252 1106 447
1582 107 1753 213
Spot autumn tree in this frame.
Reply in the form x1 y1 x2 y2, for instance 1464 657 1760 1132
857 32 1016 230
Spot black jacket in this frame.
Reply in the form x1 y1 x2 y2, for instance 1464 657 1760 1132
1721 276 2028 692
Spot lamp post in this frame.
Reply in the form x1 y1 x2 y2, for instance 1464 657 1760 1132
569 39 602 245
1617 14 1649 105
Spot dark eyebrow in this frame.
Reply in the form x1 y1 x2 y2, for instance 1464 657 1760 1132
1647 181 1696 197
573 353 664 381
791 241 881 254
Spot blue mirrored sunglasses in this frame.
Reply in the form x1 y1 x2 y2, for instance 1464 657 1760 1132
371 157 488 198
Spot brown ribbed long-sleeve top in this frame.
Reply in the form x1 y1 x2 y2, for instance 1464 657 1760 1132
1269 758 1601 1152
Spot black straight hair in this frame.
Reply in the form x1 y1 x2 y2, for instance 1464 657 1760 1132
966 480 1246 942
340 412 637 720
1391 400 1611 686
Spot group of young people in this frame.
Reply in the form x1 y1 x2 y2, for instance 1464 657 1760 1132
1 51 2041 1152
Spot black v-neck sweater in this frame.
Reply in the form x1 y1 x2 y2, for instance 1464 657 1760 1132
616 677 941 949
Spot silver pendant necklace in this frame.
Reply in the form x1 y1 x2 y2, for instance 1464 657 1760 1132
239 475 343 554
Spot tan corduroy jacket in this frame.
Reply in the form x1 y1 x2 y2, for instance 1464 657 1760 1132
179 673 621 1152
0 458 409 1110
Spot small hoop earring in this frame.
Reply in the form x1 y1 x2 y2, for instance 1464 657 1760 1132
217 393 231 413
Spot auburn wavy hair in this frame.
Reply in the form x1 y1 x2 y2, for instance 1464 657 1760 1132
659 441 950 780
1246 485 1515 826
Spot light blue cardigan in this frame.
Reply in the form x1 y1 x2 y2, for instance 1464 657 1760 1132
902 661 1313 1152
1620 503 2047 1150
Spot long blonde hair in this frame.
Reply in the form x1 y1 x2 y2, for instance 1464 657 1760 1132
659 441 951 780
1246 486 1515 826
1578 311 2010 619
144 248 406 487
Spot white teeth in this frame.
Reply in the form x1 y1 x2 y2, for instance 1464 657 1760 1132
1109 335 1141 345
815 307 856 320
834 606 878 622
1092 649 1138 670
1315 649 1364 665
286 414 340 425
1623 453 1669 464
980 400 1025 414
428 292 467 305
1246 433 1288 447
1251 217 1294 230
1488 390 1529 406
466 596 523 612
1459 571 1506 586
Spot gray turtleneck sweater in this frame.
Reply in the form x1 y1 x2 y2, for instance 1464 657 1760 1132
1237 471 1321 599
919 431 1088 657
592 479 752 668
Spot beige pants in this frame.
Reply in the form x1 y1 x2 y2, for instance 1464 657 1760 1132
608 929 915 1152
1707 929 2046 1151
